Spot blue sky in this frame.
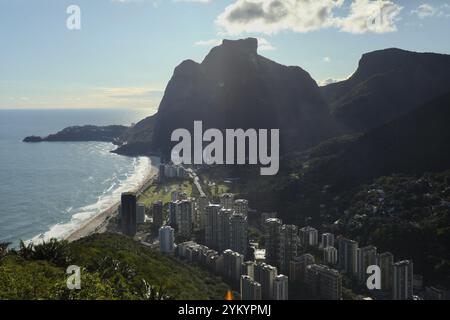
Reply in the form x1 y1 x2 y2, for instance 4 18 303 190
1 0 449 112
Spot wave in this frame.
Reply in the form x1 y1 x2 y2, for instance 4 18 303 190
28 156 153 244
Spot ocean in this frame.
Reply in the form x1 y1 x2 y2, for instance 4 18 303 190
0 109 155 247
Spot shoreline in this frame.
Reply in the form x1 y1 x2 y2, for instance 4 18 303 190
64 157 159 243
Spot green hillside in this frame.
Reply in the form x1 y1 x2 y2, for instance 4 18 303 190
0 233 228 300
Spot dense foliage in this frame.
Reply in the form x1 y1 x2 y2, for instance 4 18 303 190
0 233 229 300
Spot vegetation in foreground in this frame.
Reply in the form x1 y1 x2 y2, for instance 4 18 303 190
0 233 229 300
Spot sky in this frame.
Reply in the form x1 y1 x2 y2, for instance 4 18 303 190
1 0 449 112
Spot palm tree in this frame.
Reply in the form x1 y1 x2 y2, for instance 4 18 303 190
138 279 173 300
0 242 11 261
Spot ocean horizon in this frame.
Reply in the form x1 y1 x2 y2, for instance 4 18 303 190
0 108 154 247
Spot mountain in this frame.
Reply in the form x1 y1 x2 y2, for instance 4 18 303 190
321 48 450 132
320 90 450 188
116 38 339 156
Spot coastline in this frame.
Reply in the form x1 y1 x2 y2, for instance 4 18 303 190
65 157 159 243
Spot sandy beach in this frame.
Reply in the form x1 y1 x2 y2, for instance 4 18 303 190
65 159 158 242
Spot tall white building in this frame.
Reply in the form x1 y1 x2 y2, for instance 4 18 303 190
136 202 146 224
337 236 358 276
220 193 235 209
305 264 342 300
323 246 338 265
223 249 244 284
159 226 175 253
289 254 315 283
321 233 335 248
240 275 262 300
299 226 319 247
264 218 282 267
218 208 233 251
196 195 209 229
230 213 248 257
357 246 378 283
175 200 193 238
234 199 249 216
204 204 221 249
273 275 289 300
393 260 414 300
279 224 299 274
255 263 278 300
378 252 394 291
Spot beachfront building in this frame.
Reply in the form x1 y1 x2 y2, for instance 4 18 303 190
121 192 137 237
152 201 163 228
137 202 146 224
159 226 175 253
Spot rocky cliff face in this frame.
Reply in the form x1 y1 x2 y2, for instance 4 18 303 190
117 38 339 156
321 48 450 132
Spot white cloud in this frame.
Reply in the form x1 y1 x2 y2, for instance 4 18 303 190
323 56 331 63
216 0 403 35
411 3 450 19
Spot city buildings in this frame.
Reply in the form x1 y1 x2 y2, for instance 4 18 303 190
255 263 278 299
378 252 394 292
321 233 335 248
299 226 319 247
196 195 209 229
323 246 338 265
159 226 175 253
337 236 358 276
204 204 221 249
305 264 343 300
240 275 262 300
229 213 248 257
218 208 233 251
137 202 146 224
121 192 137 237
264 218 282 267
220 193 235 210
357 246 378 283
273 275 289 300
234 199 248 216
152 200 163 228
175 200 193 238
278 224 299 274
393 260 414 300
223 249 244 285
289 254 315 283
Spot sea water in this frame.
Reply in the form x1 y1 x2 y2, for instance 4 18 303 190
0 108 154 246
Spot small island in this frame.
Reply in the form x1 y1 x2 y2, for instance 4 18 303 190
23 125 129 144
